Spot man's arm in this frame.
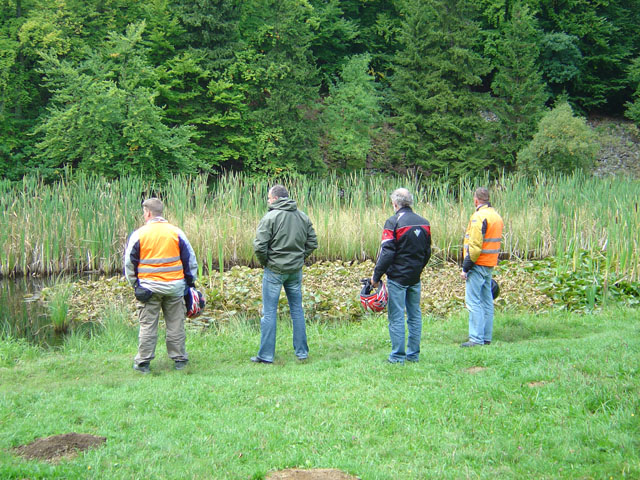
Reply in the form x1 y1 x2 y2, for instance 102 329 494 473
462 217 486 272
178 231 198 287
304 220 318 259
423 226 432 268
123 231 140 287
253 215 272 267
372 218 396 284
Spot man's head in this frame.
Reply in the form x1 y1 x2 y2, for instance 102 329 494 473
390 188 413 211
268 185 289 204
142 198 163 220
474 187 490 206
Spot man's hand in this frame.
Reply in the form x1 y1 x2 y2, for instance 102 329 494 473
460 271 467 280
371 277 379 288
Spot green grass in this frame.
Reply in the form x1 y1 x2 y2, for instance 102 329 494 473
1 307 639 479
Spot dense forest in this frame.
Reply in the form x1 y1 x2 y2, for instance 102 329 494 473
1 0 639 180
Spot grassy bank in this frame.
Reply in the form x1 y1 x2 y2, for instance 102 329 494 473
1 307 639 479
0 172 638 280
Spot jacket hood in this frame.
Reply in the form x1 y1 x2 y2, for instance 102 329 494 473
269 197 298 212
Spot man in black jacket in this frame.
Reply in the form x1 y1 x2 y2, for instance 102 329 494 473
371 188 431 363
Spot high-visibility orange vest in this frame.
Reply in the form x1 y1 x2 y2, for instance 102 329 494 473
137 222 184 283
464 205 504 267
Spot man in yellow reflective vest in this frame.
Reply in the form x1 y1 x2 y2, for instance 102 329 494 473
460 187 503 347
124 198 198 373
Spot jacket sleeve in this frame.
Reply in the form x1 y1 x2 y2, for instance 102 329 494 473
423 228 432 269
253 214 271 267
372 218 396 283
123 231 140 287
304 219 318 259
462 216 486 272
178 231 198 287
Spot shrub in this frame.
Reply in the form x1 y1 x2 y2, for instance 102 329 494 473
517 102 599 175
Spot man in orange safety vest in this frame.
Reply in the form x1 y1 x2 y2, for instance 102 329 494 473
124 198 198 373
460 187 503 347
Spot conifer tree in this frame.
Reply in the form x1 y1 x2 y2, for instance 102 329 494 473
160 0 251 171
239 0 323 174
390 0 491 177
490 2 548 169
321 54 383 170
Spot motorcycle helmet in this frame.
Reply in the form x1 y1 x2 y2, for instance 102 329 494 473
360 278 388 312
184 287 206 318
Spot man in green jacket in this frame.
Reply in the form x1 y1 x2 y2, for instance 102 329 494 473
251 184 318 364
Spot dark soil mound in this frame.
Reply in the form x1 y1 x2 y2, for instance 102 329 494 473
266 469 360 480
13 433 106 462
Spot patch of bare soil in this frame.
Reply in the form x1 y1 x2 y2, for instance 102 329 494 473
527 381 547 388
266 469 360 480
465 366 487 374
12 433 106 462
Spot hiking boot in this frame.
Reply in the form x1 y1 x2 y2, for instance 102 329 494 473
460 341 482 348
174 361 188 370
484 340 491 345
133 363 150 374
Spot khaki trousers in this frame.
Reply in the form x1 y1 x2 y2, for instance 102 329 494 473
134 293 188 366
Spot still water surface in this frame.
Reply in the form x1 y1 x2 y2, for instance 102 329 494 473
1 276 64 347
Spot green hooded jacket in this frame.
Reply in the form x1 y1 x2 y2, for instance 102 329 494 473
253 197 318 274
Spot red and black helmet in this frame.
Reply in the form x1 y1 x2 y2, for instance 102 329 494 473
360 278 388 312
184 287 206 318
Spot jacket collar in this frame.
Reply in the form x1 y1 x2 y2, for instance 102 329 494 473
146 216 168 224
396 206 413 214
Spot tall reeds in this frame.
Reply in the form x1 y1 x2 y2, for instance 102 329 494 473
0 172 638 281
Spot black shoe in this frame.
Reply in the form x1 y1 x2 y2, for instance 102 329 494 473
250 356 273 364
484 341 491 345
460 341 482 348
387 358 405 364
175 361 188 370
296 357 308 363
133 363 150 374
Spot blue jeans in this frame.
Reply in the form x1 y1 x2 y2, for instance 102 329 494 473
465 265 494 344
387 279 422 363
257 267 308 362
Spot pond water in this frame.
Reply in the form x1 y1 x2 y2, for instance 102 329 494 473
1 276 65 347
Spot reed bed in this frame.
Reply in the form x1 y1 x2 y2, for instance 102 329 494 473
0 172 638 281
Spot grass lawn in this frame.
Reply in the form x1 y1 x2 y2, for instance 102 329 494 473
1 307 639 479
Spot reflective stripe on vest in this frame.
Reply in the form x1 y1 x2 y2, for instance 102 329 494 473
137 222 184 283
476 214 503 267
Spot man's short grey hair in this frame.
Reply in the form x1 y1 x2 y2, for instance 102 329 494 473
390 188 413 208
474 187 490 203
142 198 163 217
269 185 289 199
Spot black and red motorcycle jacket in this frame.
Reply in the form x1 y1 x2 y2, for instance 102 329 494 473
373 206 431 286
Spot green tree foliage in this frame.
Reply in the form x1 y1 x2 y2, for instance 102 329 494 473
238 0 323 175
390 0 491 177
539 32 582 97
624 57 640 125
321 54 383 170
159 0 251 171
307 0 359 89
1 0 639 180
536 0 640 112
517 101 599 176
34 22 195 180
340 0 401 84
489 2 548 169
